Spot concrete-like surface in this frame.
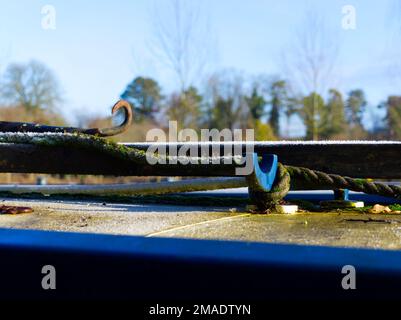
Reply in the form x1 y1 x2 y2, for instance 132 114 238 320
0 198 236 235
158 212 401 250
2 196 401 250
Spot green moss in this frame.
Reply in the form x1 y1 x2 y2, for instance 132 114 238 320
389 204 401 211
353 178 368 188
321 205 372 213
0 132 155 165
0 191 249 207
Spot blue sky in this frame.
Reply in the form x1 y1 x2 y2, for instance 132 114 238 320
0 0 400 131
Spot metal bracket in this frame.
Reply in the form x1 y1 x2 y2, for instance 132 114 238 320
334 189 349 201
252 153 278 192
320 188 364 209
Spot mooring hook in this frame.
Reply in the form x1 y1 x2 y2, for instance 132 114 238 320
96 100 133 137
251 153 278 192
0 100 133 137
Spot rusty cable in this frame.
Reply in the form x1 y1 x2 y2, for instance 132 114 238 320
0 100 132 137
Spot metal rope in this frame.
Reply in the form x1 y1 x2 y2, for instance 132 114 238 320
0 132 400 211
247 164 401 211
286 165 401 199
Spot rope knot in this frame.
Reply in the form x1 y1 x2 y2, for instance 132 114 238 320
246 163 290 212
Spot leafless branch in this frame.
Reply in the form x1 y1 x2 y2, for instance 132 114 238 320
281 9 339 96
149 0 215 91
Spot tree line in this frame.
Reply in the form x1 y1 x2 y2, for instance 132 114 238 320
0 59 401 142
119 71 391 141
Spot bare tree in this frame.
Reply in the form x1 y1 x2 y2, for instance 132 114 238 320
204 69 251 130
2 60 61 112
149 0 214 92
283 10 339 95
282 9 339 139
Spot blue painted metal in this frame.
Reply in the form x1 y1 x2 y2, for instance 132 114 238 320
252 153 278 191
334 189 350 201
1 228 401 300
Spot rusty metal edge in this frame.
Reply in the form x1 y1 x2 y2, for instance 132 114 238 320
0 142 400 178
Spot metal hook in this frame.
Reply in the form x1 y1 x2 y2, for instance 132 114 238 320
97 100 133 137
0 100 133 137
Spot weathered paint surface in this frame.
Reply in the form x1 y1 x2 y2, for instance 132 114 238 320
1 137 401 177
127 141 401 178
1 198 401 250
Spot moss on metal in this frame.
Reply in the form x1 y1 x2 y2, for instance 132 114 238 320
0 132 156 164
0 191 250 207
246 163 291 211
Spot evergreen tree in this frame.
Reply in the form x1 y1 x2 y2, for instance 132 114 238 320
301 92 325 140
344 89 368 138
267 80 288 137
321 89 347 138
383 96 401 139
121 76 162 121
345 89 366 127
245 87 266 121
211 96 235 130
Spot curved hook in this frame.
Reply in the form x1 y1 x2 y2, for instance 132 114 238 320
0 100 133 137
97 100 133 137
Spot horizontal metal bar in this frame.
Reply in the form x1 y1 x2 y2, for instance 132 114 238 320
124 141 401 179
0 141 400 178
0 178 343 197
124 140 401 149
0 143 238 176
1 228 401 300
0 177 246 196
